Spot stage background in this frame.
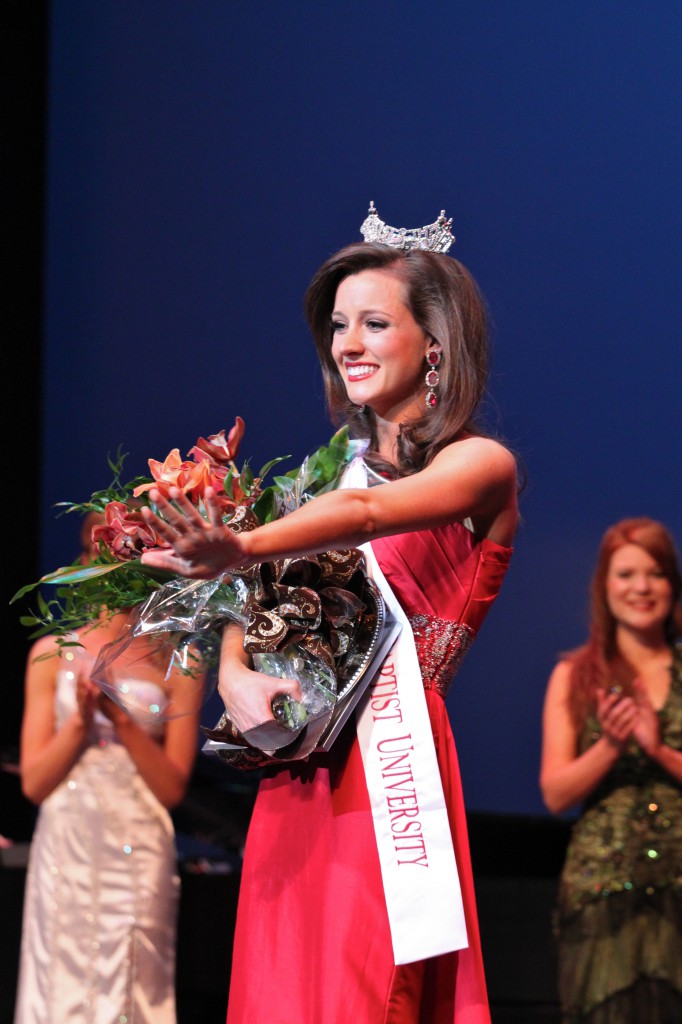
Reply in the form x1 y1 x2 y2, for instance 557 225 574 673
7 1 682 819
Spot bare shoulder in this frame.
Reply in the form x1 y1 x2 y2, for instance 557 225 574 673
545 660 574 704
432 436 517 483
426 437 518 543
24 634 62 692
28 634 62 663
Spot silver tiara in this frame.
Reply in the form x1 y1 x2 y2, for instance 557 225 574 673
359 200 455 253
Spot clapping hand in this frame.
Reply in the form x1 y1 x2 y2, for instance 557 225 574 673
75 676 98 728
595 687 637 748
140 486 248 579
76 673 130 731
631 679 661 757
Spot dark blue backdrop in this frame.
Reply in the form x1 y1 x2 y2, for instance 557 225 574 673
40 1 682 815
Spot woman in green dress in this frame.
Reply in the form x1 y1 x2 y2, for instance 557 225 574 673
541 517 682 1023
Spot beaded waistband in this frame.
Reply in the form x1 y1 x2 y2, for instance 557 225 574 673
408 614 475 698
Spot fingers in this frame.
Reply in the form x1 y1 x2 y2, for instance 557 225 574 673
140 549 194 573
596 689 629 716
631 677 653 708
204 488 225 528
75 678 96 722
599 694 637 743
596 682 662 752
274 676 304 704
142 488 206 537
76 675 97 699
139 488 235 578
217 670 303 734
96 692 128 726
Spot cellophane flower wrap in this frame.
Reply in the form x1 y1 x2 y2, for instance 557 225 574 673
14 421 388 767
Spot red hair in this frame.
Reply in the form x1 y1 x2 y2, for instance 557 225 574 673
567 517 682 725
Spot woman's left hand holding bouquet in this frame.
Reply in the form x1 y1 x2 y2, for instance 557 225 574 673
218 623 302 733
141 486 246 578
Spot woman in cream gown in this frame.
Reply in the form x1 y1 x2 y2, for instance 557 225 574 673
14 610 201 1024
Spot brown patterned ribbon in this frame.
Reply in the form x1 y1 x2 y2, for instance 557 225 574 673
203 508 372 766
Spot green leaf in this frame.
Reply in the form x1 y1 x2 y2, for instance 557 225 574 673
240 463 255 495
327 425 349 460
10 580 41 603
107 446 128 476
273 475 296 490
257 455 291 480
223 468 235 499
40 562 128 586
251 487 278 525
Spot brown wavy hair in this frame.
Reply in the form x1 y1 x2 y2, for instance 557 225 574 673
566 517 682 726
304 242 491 477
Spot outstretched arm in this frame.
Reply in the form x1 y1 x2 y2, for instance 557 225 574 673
141 436 518 578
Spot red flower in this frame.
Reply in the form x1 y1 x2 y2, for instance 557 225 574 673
92 501 168 561
187 418 245 466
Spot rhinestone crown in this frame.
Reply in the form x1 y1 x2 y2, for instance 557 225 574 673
360 200 455 253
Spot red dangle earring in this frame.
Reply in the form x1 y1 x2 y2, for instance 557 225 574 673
425 349 442 408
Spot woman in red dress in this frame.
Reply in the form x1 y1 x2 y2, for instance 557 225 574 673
141 208 519 1023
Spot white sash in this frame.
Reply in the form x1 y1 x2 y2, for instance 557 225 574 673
344 458 468 964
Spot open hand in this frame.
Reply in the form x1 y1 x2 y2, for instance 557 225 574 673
140 486 248 578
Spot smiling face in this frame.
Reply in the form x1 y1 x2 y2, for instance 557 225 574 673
606 543 673 640
330 269 436 425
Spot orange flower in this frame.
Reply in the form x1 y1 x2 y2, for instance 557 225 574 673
134 419 249 508
133 448 185 499
176 457 229 504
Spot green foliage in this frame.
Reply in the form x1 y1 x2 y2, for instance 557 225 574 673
54 446 152 518
14 559 176 641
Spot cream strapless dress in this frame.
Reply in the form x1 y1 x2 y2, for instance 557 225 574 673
14 669 179 1024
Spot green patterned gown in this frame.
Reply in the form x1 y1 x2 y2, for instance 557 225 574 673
556 649 682 1023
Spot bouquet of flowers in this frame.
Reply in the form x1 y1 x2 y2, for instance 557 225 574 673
14 420 397 767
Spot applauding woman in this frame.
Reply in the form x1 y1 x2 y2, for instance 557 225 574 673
541 517 682 1023
14 518 201 1024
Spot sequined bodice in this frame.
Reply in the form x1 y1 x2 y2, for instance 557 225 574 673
559 649 682 913
371 522 512 698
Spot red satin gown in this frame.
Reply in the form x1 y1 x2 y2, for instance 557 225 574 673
226 522 512 1024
